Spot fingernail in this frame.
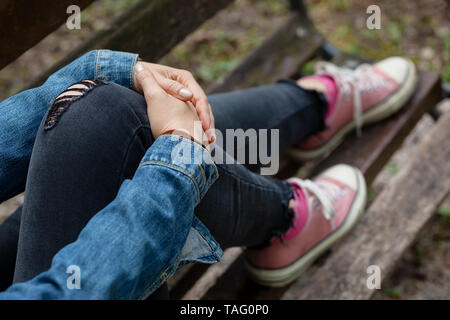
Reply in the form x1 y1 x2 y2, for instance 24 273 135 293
179 88 193 98
135 63 143 73
209 133 216 144
207 130 216 144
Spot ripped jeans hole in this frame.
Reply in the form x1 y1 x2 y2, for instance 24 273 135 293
44 79 106 131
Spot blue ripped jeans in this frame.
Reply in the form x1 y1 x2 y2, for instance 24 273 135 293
0 76 326 292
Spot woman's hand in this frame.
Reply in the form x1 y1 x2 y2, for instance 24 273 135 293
134 62 215 142
134 64 209 148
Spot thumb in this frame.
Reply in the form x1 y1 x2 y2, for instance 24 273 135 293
158 77 193 101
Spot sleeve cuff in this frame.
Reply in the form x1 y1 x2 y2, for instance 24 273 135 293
95 49 139 90
139 135 219 203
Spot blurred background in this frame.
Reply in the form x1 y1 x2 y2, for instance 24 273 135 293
1 0 450 299
0 0 449 100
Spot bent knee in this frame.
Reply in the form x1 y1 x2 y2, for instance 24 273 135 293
45 79 107 130
40 79 151 159
45 79 148 132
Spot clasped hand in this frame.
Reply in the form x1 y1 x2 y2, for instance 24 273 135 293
133 62 215 147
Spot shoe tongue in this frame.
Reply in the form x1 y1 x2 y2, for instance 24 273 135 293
317 178 337 192
299 180 336 223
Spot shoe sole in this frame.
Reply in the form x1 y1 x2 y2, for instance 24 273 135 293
288 59 418 162
244 167 367 287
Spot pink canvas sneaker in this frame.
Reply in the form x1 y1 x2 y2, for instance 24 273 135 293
245 164 366 287
289 56 418 161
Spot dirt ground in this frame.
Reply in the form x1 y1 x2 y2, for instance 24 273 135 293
0 0 449 299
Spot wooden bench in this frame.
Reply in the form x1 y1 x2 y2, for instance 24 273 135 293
1 0 446 300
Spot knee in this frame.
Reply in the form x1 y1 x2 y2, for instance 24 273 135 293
29 80 153 186
37 79 152 161
45 79 104 130
44 79 148 132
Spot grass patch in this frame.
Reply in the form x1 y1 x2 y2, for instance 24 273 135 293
438 28 450 82
437 205 450 217
385 162 399 174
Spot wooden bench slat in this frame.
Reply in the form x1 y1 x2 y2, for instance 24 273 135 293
30 0 234 88
283 110 450 300
0 0 95 70
196 71 442 300
182 247 243 300
208 13 324 94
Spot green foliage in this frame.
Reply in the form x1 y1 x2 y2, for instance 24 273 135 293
385 162 399 174
197 59 239 83
105 0 139 12
437 205 450 217
386 287 402 299
255 0 288 15
385 280 412 299
82 0 139 24
330 0 350 11
438 29 450 82
361 29 379 40
366 187 376 204
301 60 317 76
386 22 403 44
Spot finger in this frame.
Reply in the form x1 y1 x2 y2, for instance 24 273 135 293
209 105 215 130
208 107 216 143
171 70 211 130
203 106 216 143
157 77 193 101
134 63 164 98
196 98 211 132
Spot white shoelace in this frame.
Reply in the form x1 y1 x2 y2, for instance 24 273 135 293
315 62 388 136
289 177 336 221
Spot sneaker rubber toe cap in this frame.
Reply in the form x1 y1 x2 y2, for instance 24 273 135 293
374 56 412 84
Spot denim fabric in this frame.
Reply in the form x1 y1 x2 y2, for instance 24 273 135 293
0 50 138 202
0 136 221 299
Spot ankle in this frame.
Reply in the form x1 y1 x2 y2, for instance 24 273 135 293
297 78 328 94
288 198 296 210
298 75 338 121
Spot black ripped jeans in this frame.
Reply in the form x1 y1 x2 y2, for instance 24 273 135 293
0 80 326 290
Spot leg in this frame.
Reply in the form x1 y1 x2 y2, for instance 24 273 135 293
198 81 328 247
246 56 416 286
210 81 327 172
13 81 153 282
12 79 326 282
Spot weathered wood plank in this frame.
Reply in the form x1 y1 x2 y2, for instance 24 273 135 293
30 0 234 87
199 71 442 300
208 12 324 93
0 0 95 70
283 110 450 300
182 248 243 300
168 264 210 300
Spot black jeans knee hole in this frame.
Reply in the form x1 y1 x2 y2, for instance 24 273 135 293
44 79 106 131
